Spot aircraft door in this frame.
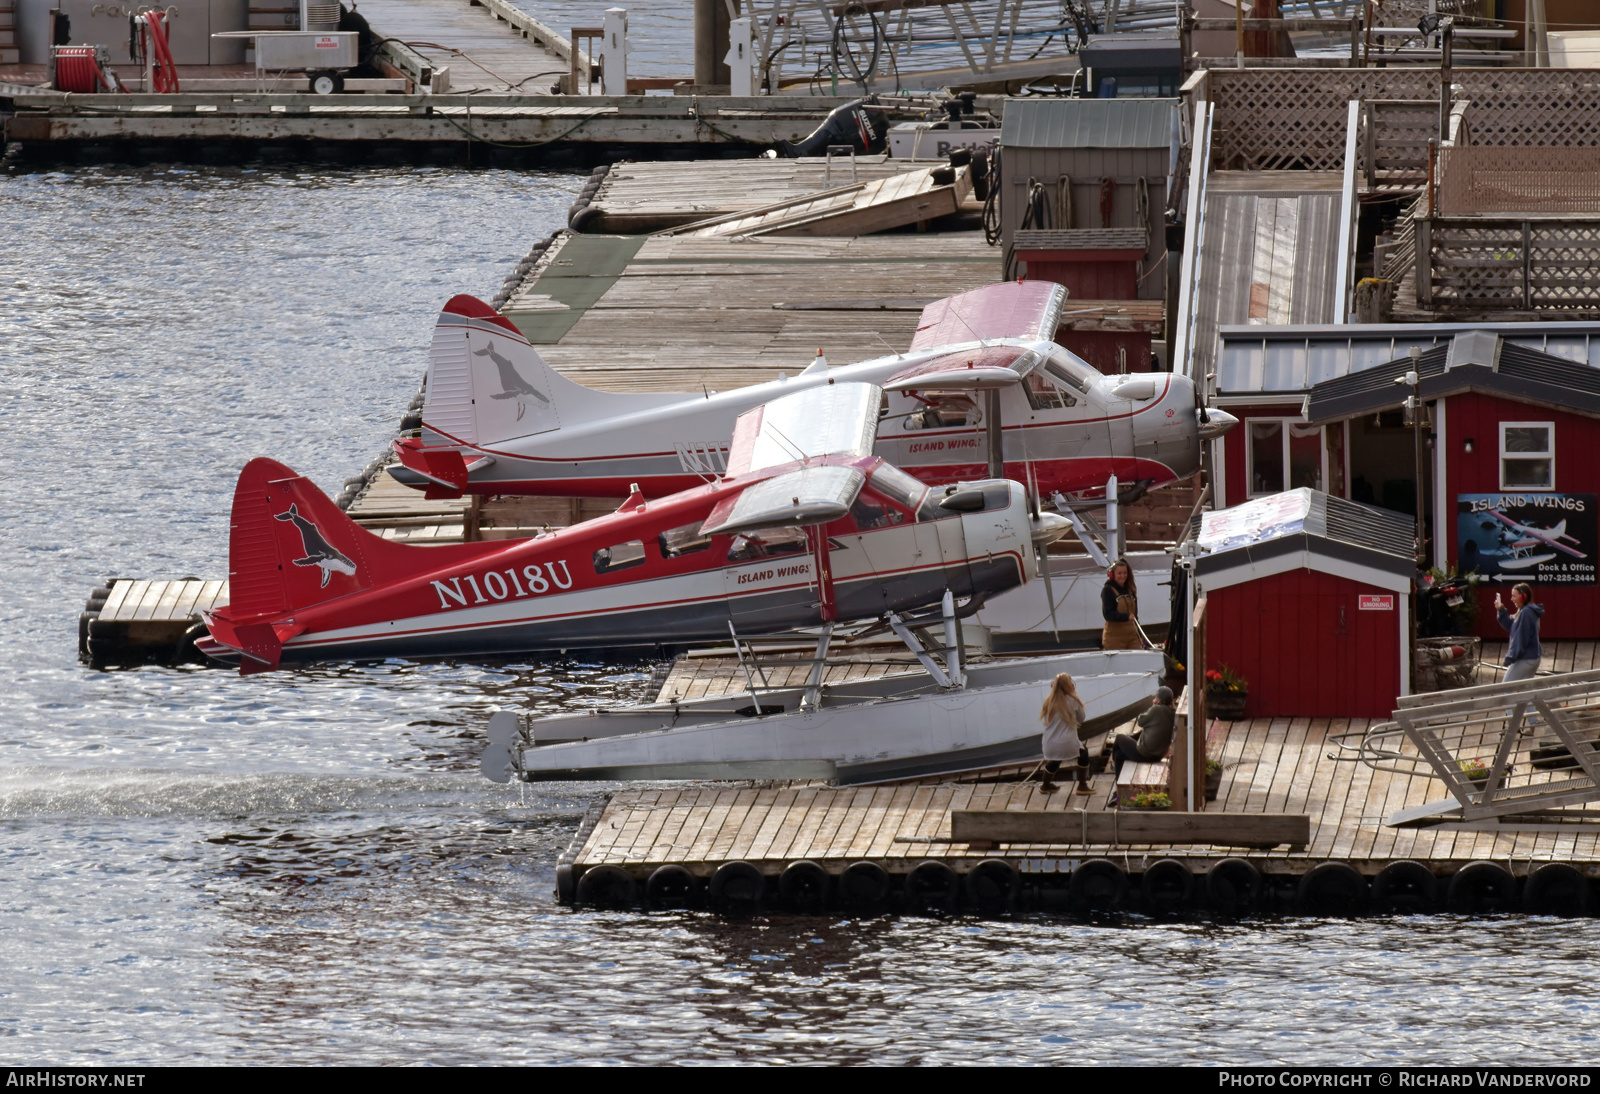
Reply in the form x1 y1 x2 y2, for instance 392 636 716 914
722 526 821 634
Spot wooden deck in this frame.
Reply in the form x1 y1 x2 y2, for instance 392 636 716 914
567 639 1600 895
507 229 1001 392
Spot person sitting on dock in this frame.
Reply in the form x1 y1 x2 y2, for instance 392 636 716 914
1111 687 1175 778
1496 582 1545 685
1100 559 1142 650
1038 673 1088 795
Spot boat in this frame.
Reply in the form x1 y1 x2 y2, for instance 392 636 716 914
482 647 1164 785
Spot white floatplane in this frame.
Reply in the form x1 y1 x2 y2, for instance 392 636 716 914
389 282 1237 508
481 646 1164 785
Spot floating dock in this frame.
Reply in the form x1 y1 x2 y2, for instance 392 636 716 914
555 638 1600 918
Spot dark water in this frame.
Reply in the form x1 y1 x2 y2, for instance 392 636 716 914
3 163 1599 1066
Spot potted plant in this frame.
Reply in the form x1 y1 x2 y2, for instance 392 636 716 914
1205 756 1224 802
1163 655 1186 692
1204 665 1249 720
1125 790 1170 811
1458 757 1509 790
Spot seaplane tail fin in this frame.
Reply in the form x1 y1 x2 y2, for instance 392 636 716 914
725 381 883 477
423 294 590 449
211 457 503 673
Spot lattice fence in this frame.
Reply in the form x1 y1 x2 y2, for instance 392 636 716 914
1425 219 1600 310
1208 69 1600 172
1438 146 1600 214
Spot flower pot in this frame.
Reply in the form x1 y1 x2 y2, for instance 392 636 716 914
1206 689 1248 721
1205 770 1222 802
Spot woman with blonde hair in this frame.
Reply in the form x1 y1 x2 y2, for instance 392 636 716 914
1038 672 1090 794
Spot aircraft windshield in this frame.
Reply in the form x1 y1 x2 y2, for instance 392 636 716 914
868 464 929 514
1045 350 1097 393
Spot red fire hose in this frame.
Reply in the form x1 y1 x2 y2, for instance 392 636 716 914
53 46 115 93
138 11 181 94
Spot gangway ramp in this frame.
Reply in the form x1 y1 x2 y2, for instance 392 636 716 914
1387 669 1600 827
658 164 972 239
1186 170 1345 381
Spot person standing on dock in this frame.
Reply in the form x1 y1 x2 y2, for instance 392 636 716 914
1100 559 1142 650
1496 582 1545 684
1038 673 1089 795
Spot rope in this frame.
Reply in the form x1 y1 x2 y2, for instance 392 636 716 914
440 111 594 149
1056 172 1072 229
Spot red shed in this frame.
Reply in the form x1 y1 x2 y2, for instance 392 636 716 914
1193 489 1414 717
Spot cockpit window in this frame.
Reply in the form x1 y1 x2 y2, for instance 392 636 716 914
1024 370 1079 410
1044 351 1097 394
867 463 929 513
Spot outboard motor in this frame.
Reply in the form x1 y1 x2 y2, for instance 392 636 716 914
774 99 889 157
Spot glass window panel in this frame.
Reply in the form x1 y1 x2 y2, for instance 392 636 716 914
1503 459 1553 489
1542 337 1587 364
594 539 647 574
1502 425 1552 455
659 522 710 559
1248 419 1285 496
1261 341 1306 392
727 527 807 562
1326 420 1347 498
1288 423 1323 490
1306 342 1346 386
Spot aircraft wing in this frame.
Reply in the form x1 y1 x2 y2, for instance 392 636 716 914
702 464 866 536
881 344 1046 392
725 381 882 477
908 281 1067 352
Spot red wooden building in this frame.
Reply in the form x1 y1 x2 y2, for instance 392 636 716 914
1192 489 1415 717
1211 323 1600 640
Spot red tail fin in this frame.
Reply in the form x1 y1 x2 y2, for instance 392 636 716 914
213 458 498 673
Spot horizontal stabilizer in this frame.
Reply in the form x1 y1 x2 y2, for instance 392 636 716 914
909 281 1067 351
393 438 469 495
882 344 1045 392
725 382 882 477
703 464 866 536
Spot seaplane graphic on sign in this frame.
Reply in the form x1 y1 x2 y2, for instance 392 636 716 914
198 382 1072 674
1484 509 1585 570
388 283 1237 513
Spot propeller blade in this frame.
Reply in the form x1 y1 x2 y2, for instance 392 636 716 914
1037 541 1059 640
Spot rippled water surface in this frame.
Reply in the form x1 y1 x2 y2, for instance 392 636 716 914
4 162 1600 1066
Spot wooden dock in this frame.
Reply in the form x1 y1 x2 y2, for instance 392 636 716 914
556 639 1600 916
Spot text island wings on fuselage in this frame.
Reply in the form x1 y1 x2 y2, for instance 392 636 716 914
390 284 1234 505
200 381 1065 675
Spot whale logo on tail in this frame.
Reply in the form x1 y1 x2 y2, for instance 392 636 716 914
475 339 550 422
274 503 357 588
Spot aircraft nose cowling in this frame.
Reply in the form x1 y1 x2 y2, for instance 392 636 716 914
1197 407 1239 441
1030 511 1072 545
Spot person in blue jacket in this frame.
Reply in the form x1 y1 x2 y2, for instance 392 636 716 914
1495 582 1544 684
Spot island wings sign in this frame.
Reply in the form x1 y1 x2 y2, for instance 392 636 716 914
1457 493 1598 584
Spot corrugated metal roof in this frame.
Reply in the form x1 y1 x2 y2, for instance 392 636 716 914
1193 490 1414 582
1305 337 1600 423
999 97 1177 150
1215 321 1600 402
